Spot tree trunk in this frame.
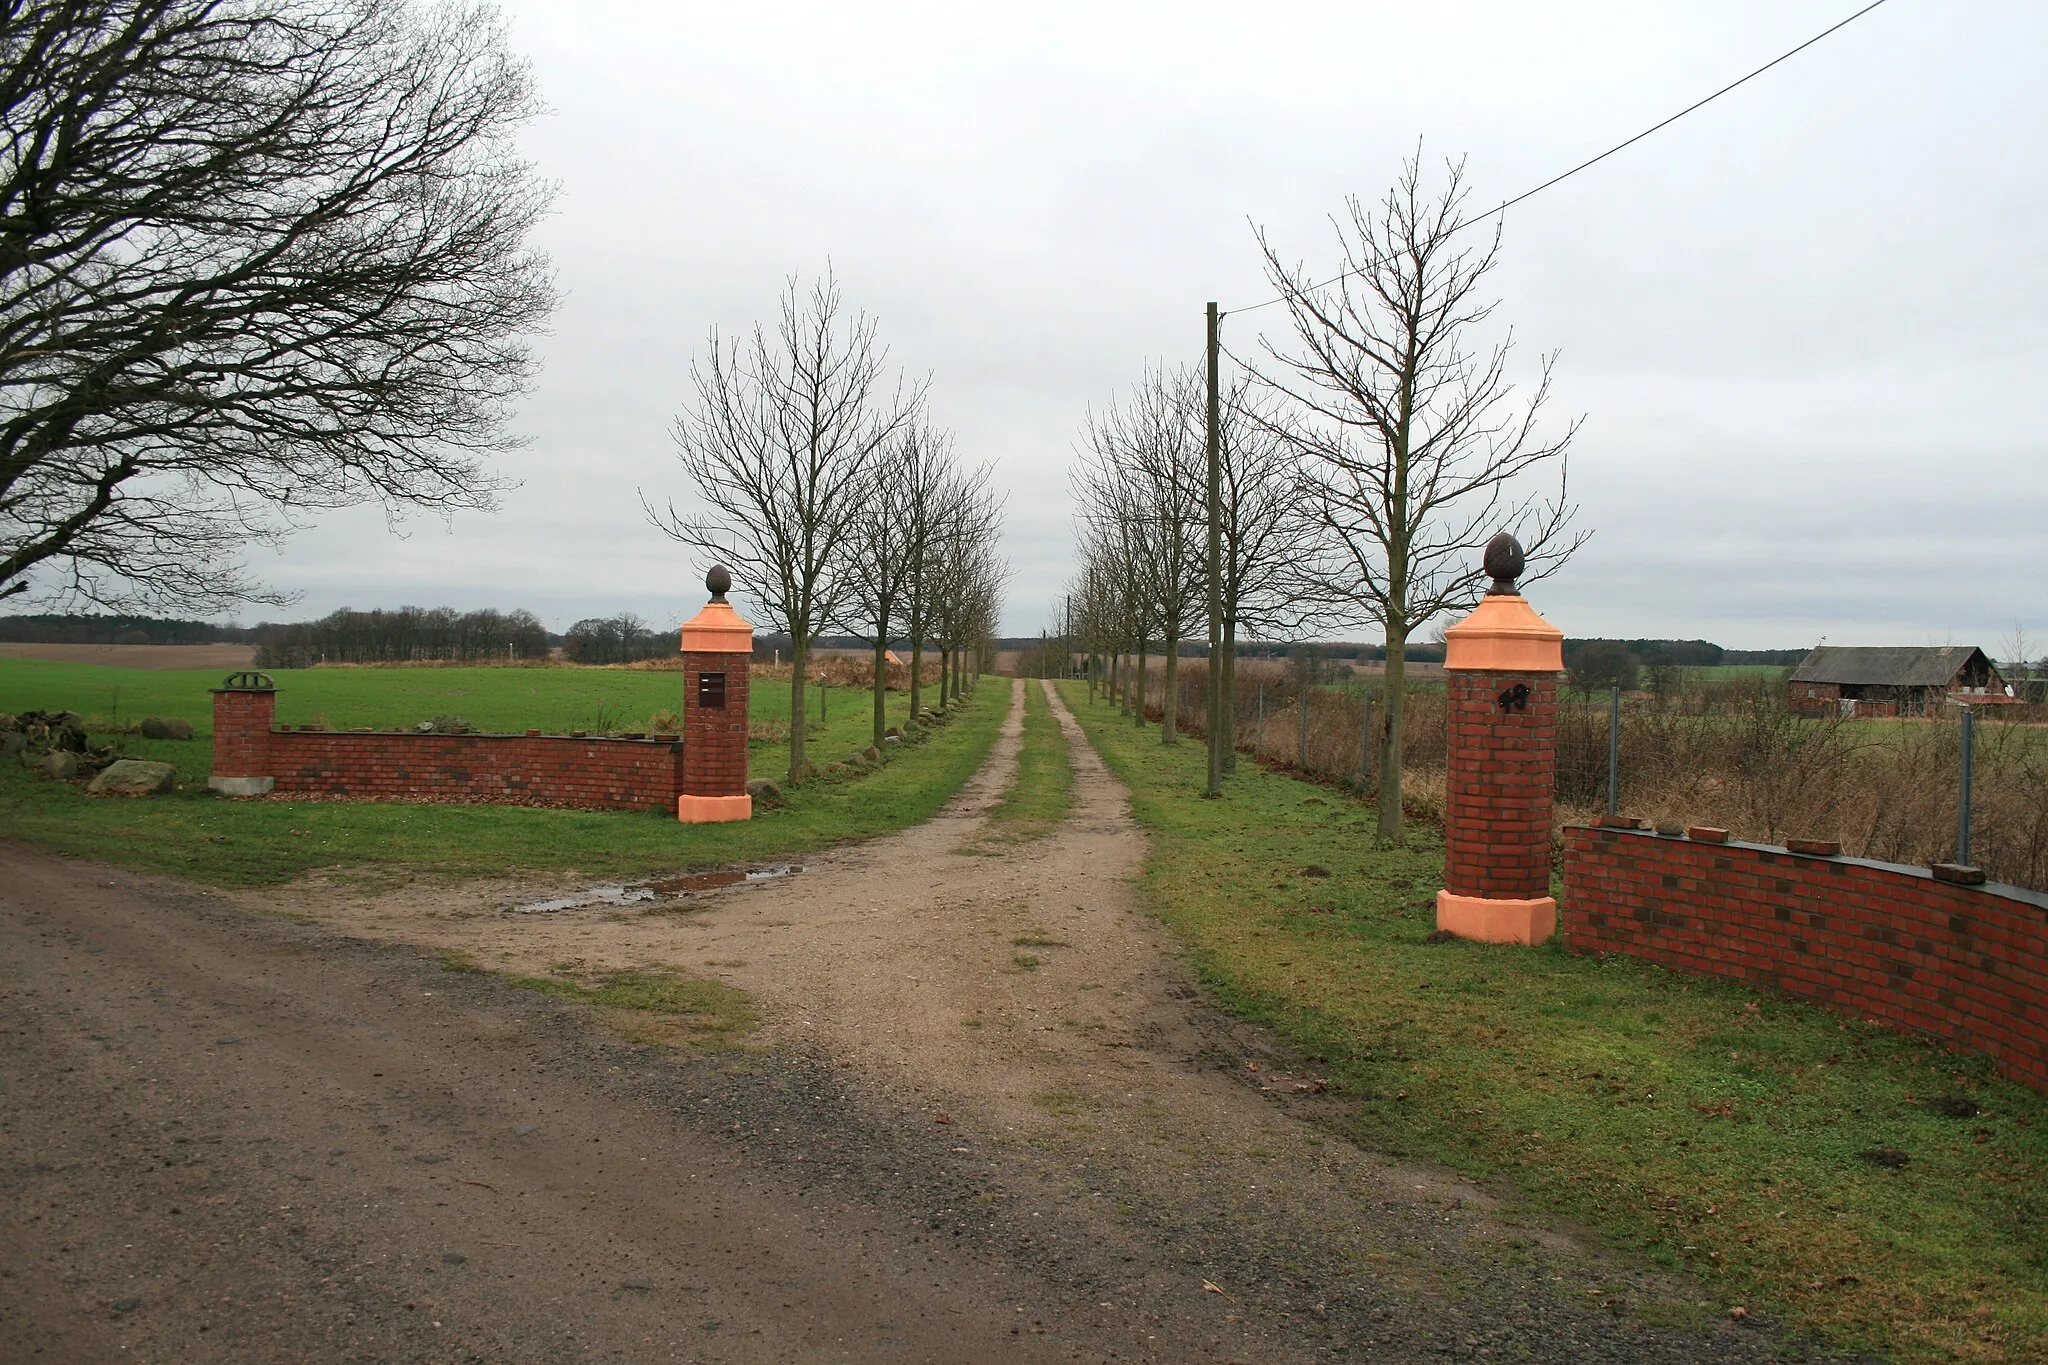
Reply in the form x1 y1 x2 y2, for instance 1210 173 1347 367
789 639 810 784
939 644 951 706
1133 640 1147 727
909 634 924 717
1378 625 1406 842
1221 621 1238 772
1161 639 1180 744
871 639 889 746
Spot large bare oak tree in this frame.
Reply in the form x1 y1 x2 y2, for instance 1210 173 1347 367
0 0 556 611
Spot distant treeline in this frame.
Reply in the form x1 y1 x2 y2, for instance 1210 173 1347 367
0 613 256 644
253 607 554 667
560 614 672 665
1563 638 1725 667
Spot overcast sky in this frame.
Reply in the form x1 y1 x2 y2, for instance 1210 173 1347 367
239 0 2045 653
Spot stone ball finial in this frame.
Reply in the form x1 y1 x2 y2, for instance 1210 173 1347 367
1483 533 1526 596
706 564 732 601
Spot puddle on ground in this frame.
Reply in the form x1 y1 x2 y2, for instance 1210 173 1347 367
511 865 801 915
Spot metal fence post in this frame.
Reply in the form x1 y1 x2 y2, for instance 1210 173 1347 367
1958 705 1975 865
1607 685 1620 817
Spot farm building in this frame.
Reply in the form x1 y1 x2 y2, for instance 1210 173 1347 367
1787 645 2012 718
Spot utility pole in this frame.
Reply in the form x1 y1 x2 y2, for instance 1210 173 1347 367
1204 301 1224 798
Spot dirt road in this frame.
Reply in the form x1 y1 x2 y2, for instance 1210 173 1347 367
2 681 1791 1362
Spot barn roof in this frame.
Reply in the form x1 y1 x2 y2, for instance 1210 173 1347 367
1789 645 1991 687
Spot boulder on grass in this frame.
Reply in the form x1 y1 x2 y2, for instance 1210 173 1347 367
745 778 785 807
34 750 80 780
88 759 177 796
140 716 196 741
0 732 24 759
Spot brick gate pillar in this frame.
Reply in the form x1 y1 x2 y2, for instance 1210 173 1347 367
677 565 754 823
208 671 277 796
1435 535 1564 945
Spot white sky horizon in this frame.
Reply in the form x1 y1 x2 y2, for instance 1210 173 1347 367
32 1 2042 656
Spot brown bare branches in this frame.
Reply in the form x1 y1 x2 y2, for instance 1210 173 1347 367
0 0 557 612
1254 150 1588 839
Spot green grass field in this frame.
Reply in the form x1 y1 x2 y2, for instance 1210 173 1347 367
0 656 846 736
1059 680 2047 1364
0 658 1004 886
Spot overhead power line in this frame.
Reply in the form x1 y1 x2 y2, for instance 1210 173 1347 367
1226 0 1891 318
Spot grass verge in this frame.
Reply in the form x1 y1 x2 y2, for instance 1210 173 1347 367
962 680 1073 852
510 968 759 1050
0 661 1005 886
1059 680 2048 1364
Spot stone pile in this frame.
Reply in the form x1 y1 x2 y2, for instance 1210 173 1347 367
2 709 178 794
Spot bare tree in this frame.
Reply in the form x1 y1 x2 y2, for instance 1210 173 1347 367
0 0 556 611
839 418 955 745
898 445 986 721
1256 152 1586 841
1072 440 1150 723
648 271 916 783
1081 367 1205 743
924 478 1004 708
1214 374 1321 771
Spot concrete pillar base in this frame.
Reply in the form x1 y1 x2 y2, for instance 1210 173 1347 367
208 775 275 797
677 793 752 824
1435 891 1556 946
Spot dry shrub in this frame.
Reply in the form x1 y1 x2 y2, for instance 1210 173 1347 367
752 652 941 692
1133 658 1447 782
1555 675 2048 891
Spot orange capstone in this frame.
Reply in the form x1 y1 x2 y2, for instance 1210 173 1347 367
679 599 753 654
1442 594 1563 673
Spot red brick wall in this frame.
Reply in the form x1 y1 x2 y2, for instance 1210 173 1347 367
210 689 276 777
1564 826 2048 1095
682 651 748 798
209 691 685 811
1444 670 1557 901
266 731 684 811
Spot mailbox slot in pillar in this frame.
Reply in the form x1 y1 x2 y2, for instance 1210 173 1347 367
677 566 754 823
1435 535 1563 945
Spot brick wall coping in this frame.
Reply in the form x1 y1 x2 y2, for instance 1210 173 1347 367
1570 824 2048 914
271 725 682 747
